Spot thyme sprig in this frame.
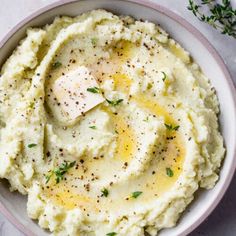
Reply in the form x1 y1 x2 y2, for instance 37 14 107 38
188 0 236 38
46 161 76 184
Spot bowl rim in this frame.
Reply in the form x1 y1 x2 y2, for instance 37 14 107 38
0 0 235 236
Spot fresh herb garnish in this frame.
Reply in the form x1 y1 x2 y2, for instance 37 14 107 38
143 116 149 122
91 37 98 45
87 87 100 93
161 71 167 81
29 102 34 109
164 123 180 131
106 98 124 106
89 126 96 129
147 83 153 89
45 175 51 184
46 161 76 184
45 173 52 184
28 143 37 148
52 61 62 69
106 233 117 236
101 188 109 197
166 167 174 177
188 0 236 38
131 191 143 199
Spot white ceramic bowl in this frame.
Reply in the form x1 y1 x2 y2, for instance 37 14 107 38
0 1 235 235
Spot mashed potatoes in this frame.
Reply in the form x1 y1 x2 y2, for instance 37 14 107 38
0 10 224 236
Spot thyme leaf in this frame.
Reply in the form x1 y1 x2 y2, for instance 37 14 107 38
87 87 100 93
101 188 109 197
52 61 62 69
106 233 117 236
106 98 123 106
164 123 180 131
91 37 98 45
131 191 143 199
28 143 37 148
147 83 153 89
166 167 174 177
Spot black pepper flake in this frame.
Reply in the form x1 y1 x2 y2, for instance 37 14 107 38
46 151 51 157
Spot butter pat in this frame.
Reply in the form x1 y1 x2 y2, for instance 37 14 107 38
53 66 104 120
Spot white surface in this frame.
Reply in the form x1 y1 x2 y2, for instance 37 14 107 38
0 0 235 235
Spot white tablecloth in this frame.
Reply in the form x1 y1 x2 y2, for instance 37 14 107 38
0 0 235 235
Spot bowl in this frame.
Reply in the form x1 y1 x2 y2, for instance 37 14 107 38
0 0 235 235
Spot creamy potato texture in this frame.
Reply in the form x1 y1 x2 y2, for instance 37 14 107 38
0 10 225 236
